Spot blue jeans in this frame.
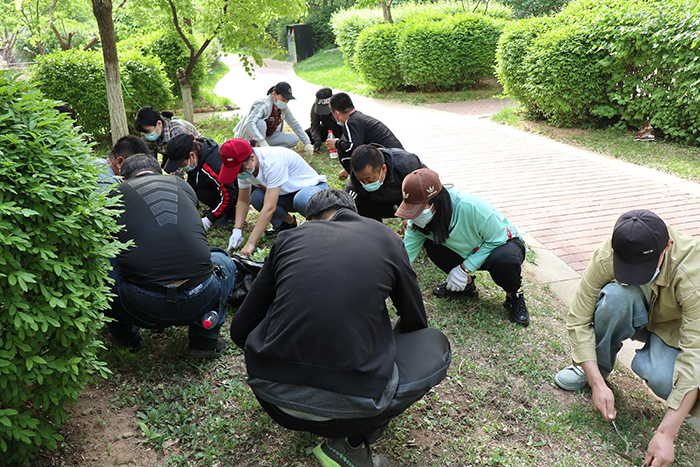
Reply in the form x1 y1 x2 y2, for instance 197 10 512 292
250 181 329 228
594 282 681 400
107 249 237 344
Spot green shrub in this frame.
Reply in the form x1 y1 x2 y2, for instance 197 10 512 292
397 14 504 91
501 0 570 18
147 30 206 99
495 16 553 109
0 70 120 464
354 23 402 90
330 7 382 68
33 49 173 139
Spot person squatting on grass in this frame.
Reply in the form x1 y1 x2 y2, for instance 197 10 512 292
105 154 237 359
233 81 314 157
555 209 700 467
396 169 530 327
94 134 151 188
305 87 343 152
230 189 451 467
134 106 201 169
325 92 404 182
347 143 427 222
222 138 328 256
164 133 238 229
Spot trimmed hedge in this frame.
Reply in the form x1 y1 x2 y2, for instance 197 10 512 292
354 23 402 90
0 70 120 464
331 1 513 70
495 0 700 143
33 49 172 139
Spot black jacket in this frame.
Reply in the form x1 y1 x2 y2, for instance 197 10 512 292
230 209 427 399
187 137 238 222
349 145 427 214
336 111 403 172
309 108 343 146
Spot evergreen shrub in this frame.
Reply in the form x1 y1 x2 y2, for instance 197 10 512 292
0 70 121 464
354 23 402 90
148 31 206 99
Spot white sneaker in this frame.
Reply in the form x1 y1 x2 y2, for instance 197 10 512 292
555 365 588 391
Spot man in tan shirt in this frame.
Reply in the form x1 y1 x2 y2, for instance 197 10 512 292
555 210 699 467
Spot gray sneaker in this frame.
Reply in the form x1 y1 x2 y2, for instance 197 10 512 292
313 438 389 467
554 365 588 391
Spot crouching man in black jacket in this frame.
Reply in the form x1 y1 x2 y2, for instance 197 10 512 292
348 143 427 222
230 189 451 467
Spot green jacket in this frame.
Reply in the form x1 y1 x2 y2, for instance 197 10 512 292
403 186 515 273
567 226 700 416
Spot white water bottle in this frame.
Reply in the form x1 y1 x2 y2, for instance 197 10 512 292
328 130 338 159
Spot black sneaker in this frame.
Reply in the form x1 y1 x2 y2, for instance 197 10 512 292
504 292 530 327
312 438 389 467
185 337 228 359
432 276 478 299
265 216 297 238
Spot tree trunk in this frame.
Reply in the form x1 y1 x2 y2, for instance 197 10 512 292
92 0 128 145
381 1 393 23
177 68 194 123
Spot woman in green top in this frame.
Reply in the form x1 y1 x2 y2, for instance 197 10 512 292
395 169 530 327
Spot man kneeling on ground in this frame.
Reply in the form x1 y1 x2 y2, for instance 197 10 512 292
230 189 451 467
106 154 237 358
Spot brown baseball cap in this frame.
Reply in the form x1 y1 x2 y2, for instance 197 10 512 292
219 139 253 184
395 169 443 219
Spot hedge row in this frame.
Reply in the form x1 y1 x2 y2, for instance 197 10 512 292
495 0 700 144
355 14 504 91
33 49 172 139
331 0 512 70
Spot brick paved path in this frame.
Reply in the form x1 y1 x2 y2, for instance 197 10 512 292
214 56 700 276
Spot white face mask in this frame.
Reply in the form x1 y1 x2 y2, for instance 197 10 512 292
411 207 434 228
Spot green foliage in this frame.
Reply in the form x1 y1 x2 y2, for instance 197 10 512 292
331 1 513 69
495 0 700 143
0 70 121 464
501 0 570 18
354 23 402 90
397 14 504 91
267 5 339 53
143 30 207 100
32 49 172 139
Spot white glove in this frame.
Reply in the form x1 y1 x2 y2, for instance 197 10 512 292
201 217 213 231
258 140 270 147
304 143 314 157
446 265 470 292
227 228 244 253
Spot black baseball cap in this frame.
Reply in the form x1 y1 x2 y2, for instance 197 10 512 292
313 87 332 115
611 209 669 285
164 133 195 173
273 82 295 100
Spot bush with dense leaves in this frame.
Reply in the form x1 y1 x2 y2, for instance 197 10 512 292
267 5 340 55
331 1 512 69
0 70 121 464
495 0 700 143
145 30 206 100
33 49 172 139
396 14 504 91
501 0 569 18
353 23 402 90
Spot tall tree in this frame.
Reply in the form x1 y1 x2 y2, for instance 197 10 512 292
92 0 128 144
162 0 306 123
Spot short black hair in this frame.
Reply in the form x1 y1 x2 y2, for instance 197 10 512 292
351 145 384 173
121 154 161 180
134 106 163 132
110 135 151 160
306 189 357 220
329 93 354 114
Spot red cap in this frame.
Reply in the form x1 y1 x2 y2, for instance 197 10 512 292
395 169 443 219
219 139 253 184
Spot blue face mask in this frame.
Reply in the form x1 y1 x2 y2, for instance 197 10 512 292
411 207 435 228
275 99 287 110
361 179 383 192
647 267 660 285
238 170 252 180
144 129 159 141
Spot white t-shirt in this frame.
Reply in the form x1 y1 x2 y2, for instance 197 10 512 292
239 146 326 195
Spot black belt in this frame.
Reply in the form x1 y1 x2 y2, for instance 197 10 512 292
135 271 213 295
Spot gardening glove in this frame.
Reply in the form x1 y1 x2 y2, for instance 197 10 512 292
304 143 314 157
446 265 470 292
227 228 244 253
258 140 270 147
201 217 213 231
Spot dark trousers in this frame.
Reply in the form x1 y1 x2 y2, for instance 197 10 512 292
425 237 526 294
255 327 451 445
